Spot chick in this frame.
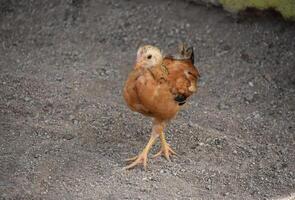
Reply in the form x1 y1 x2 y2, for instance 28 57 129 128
123 44 199 170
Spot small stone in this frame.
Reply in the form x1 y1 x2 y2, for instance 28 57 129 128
172 171 177 176
69 115 75 121
248 82 254 87
216 50 229 57
253 112 261 119
56 76 63 81
241 52 251 63
244 93 258 103
217 102 230 110
73 119 79 125
33 154 41 158
222 44 231 51
223 192 229 196
264 73 272 82
63 134 75 140
188 121 195 127
24 97 31 102
281 163 288 169
212 138 222 146
205 185 212 190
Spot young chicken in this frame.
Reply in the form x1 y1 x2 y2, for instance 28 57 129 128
123 44 199 170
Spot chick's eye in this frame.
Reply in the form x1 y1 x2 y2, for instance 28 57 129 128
147 55 152 59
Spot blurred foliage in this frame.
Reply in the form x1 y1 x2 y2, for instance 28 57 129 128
219 0 295 19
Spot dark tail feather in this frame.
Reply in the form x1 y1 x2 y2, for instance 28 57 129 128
178 42 194 64
174 94 187 106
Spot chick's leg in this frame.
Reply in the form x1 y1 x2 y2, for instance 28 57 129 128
153 131 177 161
124 121 162 170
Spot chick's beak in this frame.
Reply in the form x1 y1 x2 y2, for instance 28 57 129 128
134 59 144 69
135 55 148 69
136 56 143 64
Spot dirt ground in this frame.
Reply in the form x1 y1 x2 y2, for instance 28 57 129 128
0 0 294 199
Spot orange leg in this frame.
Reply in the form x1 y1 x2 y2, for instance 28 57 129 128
124 120 163 170
152 131 177 161
124 132 158 170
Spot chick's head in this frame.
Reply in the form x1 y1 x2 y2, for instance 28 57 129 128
135 45 163 69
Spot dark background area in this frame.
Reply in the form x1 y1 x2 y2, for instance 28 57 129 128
0 0 294 199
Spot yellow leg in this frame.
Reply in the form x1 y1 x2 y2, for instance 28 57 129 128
152 131 177 161
124 131 158 170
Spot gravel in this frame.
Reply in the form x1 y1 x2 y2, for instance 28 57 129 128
0 0 294 199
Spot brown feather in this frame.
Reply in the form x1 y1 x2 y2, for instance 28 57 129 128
123 45 199 122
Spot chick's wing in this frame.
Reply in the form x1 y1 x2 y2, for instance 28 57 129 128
134 70 179 120
163 57 199 99
123 69 151 115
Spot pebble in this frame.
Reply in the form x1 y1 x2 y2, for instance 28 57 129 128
63 134 75 140
217 102 230 110
24 97 31 102
223 192 229 196
244 92 258 103
188 121 195 128
73 119 79 125
241 52 252 63
56 76 63 81
212 138 222 146
33 154 41 158
180 169 186 172
264 73 272 82
69 115 75 121
205 185 212 190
